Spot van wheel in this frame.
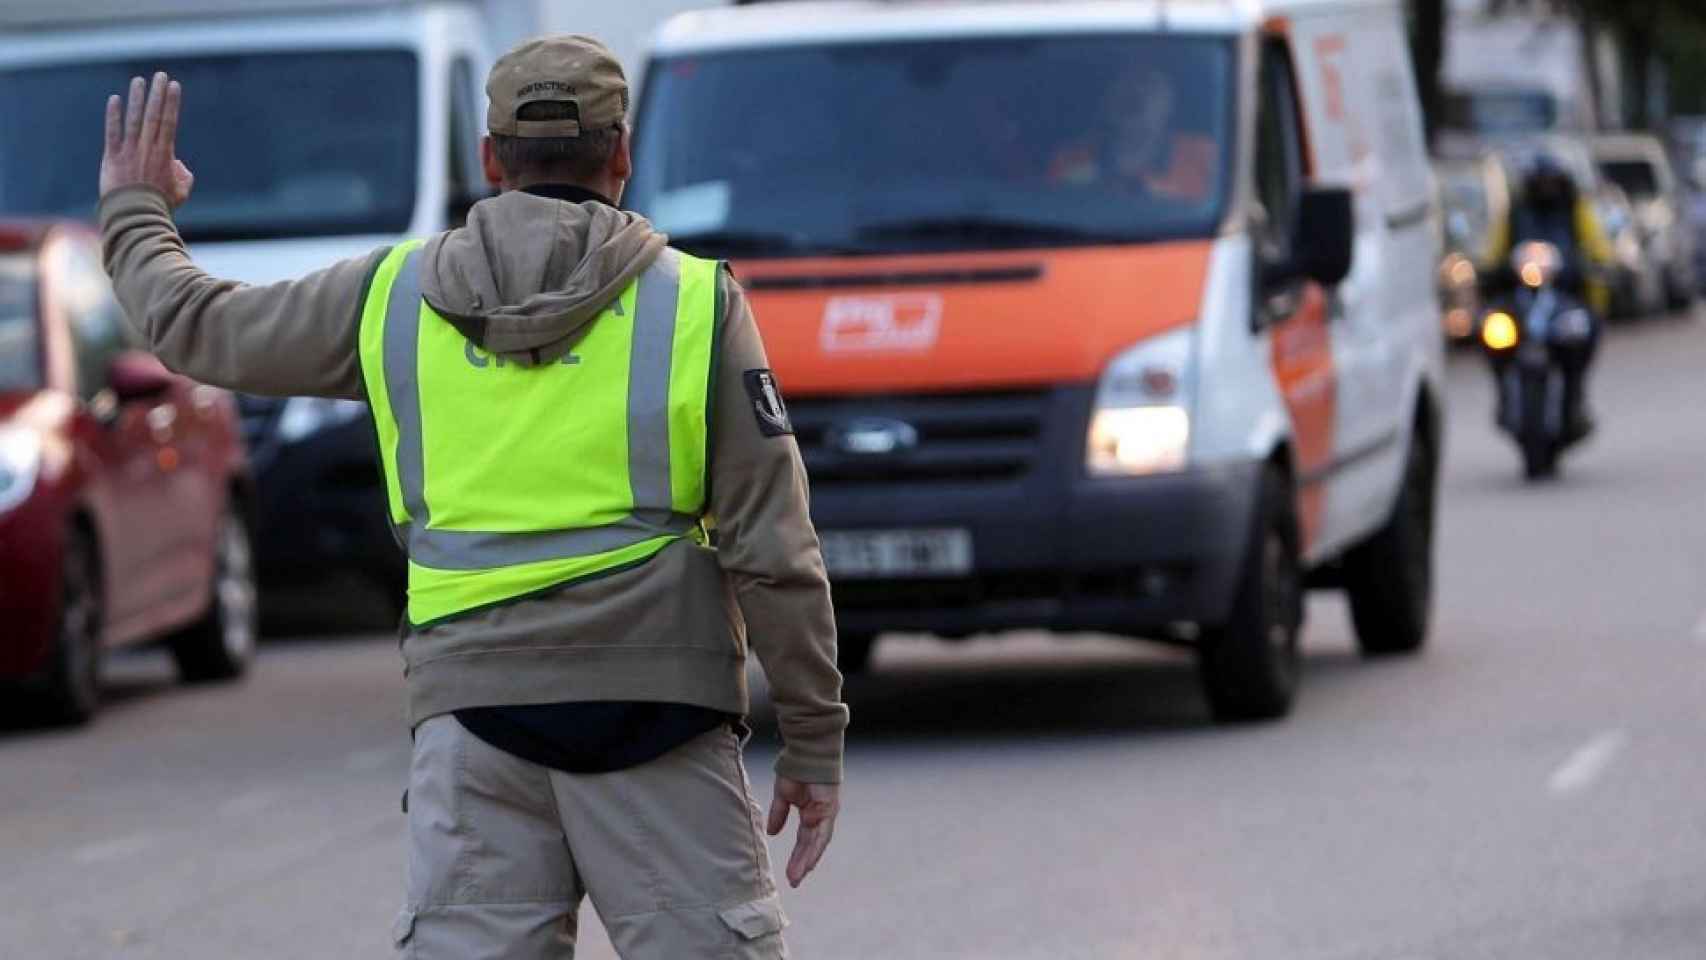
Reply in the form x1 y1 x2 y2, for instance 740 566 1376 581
836 633 877 674
170 508 258 684
43 527 103 724
1198 466 1302 722
1344 429 1437 655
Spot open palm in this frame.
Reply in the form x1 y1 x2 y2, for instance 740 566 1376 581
100 72 195 207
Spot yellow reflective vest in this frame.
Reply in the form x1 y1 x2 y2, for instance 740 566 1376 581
358 240 721 626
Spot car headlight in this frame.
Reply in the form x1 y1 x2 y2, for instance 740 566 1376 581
1086 328 1193 477
276 397 367 444
0 425 43 515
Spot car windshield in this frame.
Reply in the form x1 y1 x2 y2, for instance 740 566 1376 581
1444 90 1558 136
0 51 418 242
627 35 1235 258
0 254 40 392
1600 159 1660 200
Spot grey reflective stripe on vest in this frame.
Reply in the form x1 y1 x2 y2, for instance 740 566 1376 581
627 249 677 528
383 247 697 572
383 248 431 528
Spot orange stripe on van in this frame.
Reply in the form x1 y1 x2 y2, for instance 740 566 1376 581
734 242 1213 396
1269 283 1336 553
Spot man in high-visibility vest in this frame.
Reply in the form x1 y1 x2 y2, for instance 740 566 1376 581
98 36 844 959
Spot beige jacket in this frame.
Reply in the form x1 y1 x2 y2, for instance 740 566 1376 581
100 186 847 784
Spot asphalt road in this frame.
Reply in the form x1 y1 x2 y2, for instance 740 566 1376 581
6 316 1706 959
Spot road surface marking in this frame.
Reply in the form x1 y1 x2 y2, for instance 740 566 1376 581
1548 730 1628 796
72 833 156 864
1692 610 1706 644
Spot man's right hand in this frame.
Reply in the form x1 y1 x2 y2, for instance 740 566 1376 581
101 72 196 208
766 777 839 888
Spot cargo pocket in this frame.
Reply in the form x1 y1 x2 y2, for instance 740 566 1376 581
717 895 788 957
391 907 416 953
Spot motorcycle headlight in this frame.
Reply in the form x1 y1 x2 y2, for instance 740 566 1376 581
1481 311 1519 351
276 397 367 444
1086 328 1193 477
0 425 43 515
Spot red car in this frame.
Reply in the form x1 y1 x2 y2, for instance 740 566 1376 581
0 221 256 722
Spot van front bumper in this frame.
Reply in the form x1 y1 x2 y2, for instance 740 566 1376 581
812 459 1261 640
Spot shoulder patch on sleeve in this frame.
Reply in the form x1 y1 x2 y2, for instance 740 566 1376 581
743 369 793 437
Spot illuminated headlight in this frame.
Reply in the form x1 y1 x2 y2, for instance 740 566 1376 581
1086 328 1193 477
1088 407 1190 475
1481 311 1519 351
277 397 367 444
0 425 43 515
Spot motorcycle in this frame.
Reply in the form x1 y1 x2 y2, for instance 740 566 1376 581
1479 241 1597 480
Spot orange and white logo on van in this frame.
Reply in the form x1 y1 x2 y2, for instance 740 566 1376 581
819 293 943 355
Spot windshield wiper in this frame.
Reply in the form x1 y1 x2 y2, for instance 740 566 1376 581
855 215 1114 244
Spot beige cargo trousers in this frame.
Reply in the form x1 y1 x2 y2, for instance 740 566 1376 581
394 716 789 958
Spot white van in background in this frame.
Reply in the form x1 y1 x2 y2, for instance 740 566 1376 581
0 0 721 618
630 0 1445 719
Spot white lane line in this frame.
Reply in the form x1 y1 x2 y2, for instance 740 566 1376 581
1692 610 1706 644
1547 730 1628 796
71 833 157 864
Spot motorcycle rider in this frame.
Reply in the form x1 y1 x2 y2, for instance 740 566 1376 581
1486 153 1615 440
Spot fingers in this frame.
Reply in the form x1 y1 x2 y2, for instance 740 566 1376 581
766 781 791 837
123 75 145 144
139 72 167 153
171 158 196 207
104 95 122 155
159 80 182 153
785 818 835 888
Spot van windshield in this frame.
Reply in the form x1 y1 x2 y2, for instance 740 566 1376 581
628 35 1235 258
0 255 40 393
0 51 418 242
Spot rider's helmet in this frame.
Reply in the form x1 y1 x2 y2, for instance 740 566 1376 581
1522 153 1578 211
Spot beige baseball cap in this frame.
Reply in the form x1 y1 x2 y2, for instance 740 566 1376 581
486 35 628 139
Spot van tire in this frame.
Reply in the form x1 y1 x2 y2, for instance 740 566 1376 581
836 633 877 674
170 507 259 684
1198 466 1302 722
1344 428 1436 656
42 526 103 725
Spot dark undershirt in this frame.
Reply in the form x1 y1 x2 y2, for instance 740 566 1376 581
449 181 730 774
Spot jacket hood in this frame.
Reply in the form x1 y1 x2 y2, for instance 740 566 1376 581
419 190 667 365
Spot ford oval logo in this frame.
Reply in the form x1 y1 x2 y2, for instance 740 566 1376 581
827 418 919 456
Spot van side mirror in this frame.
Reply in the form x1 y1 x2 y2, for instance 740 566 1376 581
107 351 174 403
1267 187 1355 288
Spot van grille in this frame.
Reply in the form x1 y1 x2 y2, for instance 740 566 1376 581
789 389 1048 486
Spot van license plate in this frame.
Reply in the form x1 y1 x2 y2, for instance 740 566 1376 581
819 529 973 579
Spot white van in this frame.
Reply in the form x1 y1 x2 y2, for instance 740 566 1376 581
0 0 496 601
0 0 730 608
630 0 1446 718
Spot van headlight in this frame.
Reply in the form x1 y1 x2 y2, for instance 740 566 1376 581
1086 328 1193 477
0 425 43 515
277 397 367 444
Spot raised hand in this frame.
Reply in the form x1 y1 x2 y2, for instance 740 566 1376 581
101 72 196 207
